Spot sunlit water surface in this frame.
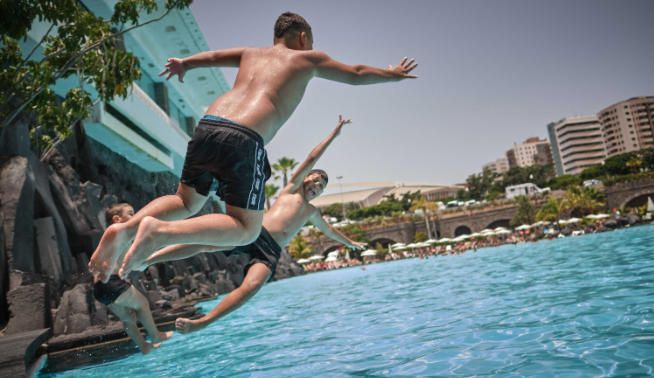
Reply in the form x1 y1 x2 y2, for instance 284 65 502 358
43 225 654 377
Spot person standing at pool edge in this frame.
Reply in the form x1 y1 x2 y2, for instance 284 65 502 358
88 11 418 282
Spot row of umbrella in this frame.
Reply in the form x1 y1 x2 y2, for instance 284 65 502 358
298 213 616 263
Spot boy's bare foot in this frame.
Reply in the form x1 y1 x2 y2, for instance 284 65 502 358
153 330 173 344
175 317 204 334
119 216 161 278
88 223 131 283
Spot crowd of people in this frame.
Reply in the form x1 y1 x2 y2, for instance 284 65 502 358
299 210 651 272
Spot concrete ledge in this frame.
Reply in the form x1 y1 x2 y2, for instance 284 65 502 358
41 305 199 373
0 328 51 378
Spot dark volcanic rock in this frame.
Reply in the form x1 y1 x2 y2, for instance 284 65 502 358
274 248 305 281
0 156 36 272
5 282 49 334
53 284 93 335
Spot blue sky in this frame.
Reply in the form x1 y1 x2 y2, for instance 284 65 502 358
190 0 654 192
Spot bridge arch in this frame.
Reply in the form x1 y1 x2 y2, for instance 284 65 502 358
485 219 511 230
454 225 472 236
369 237 397 249
620 190 654 210
319 243 342 256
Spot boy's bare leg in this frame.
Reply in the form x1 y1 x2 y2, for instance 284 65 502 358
119 205 262 276
175 263 271 334
137 244 230 272
115 287 172 345
108 304 152 354
89 184 207 281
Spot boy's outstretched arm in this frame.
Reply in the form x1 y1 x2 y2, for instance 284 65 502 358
309 209 367 250
285 115 352 193
175 263 271 334
159 47 246 82
312 54 418 85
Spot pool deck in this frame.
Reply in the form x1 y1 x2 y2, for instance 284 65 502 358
40 303 200 373
0 328 51 377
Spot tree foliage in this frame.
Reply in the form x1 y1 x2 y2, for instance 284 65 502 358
0 0 192 155
579 148 654 180
272 157 298 187
288 235 313 260
510 196 536 226
346 192 420 220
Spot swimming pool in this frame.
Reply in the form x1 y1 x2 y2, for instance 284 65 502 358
42 224 654 377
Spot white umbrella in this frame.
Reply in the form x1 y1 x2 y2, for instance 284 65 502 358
308 255 324 261
648 197 654 213
567 217 581 223
515 224 531 231
496 229 512 235
391 242 406 249
324 256 338 263
453 234 470 242
479 229 493 234
425 239 439 245
530 221 545 227
327 251 339 258
296 258 310 264
407 243 419 249
415 242 431 248
595 213 610 219
494 227 508 232
437 237 452 243
360 249 378 257
558 219 569 225
480 229 496 236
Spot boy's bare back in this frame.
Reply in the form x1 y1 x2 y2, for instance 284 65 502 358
206 45 316 144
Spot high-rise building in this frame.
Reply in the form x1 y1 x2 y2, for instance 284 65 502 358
547 116 606 176
483 157 510 175
507 137 552 168
598 96 654 158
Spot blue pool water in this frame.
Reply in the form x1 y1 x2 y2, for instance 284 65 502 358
43 225 654 377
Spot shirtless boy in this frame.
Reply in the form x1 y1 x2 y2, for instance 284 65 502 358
88 11 417 282
91 203 172 354
142 116 365 333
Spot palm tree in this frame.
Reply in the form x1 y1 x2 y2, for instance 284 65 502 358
264 184 279 210
511 195 536 227
536 196 568 223
409 194 438 239
288 235 313 260
564 186 605 217
272 157 298 186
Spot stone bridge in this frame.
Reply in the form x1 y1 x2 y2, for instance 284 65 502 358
309 202 525 255
604 177 654 210
307 177 654 256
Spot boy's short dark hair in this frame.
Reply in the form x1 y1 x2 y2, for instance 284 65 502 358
274 12 312 39
105 203 131 225
307 169 328 185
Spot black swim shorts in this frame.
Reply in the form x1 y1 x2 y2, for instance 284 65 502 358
180 115 271 210
93 275 131 306
233 227 282 281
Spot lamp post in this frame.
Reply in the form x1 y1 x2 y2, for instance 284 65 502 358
337 175 346 220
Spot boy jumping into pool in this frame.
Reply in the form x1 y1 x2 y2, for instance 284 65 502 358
90 203 172 354
88 11 417 282
141 115 366 333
